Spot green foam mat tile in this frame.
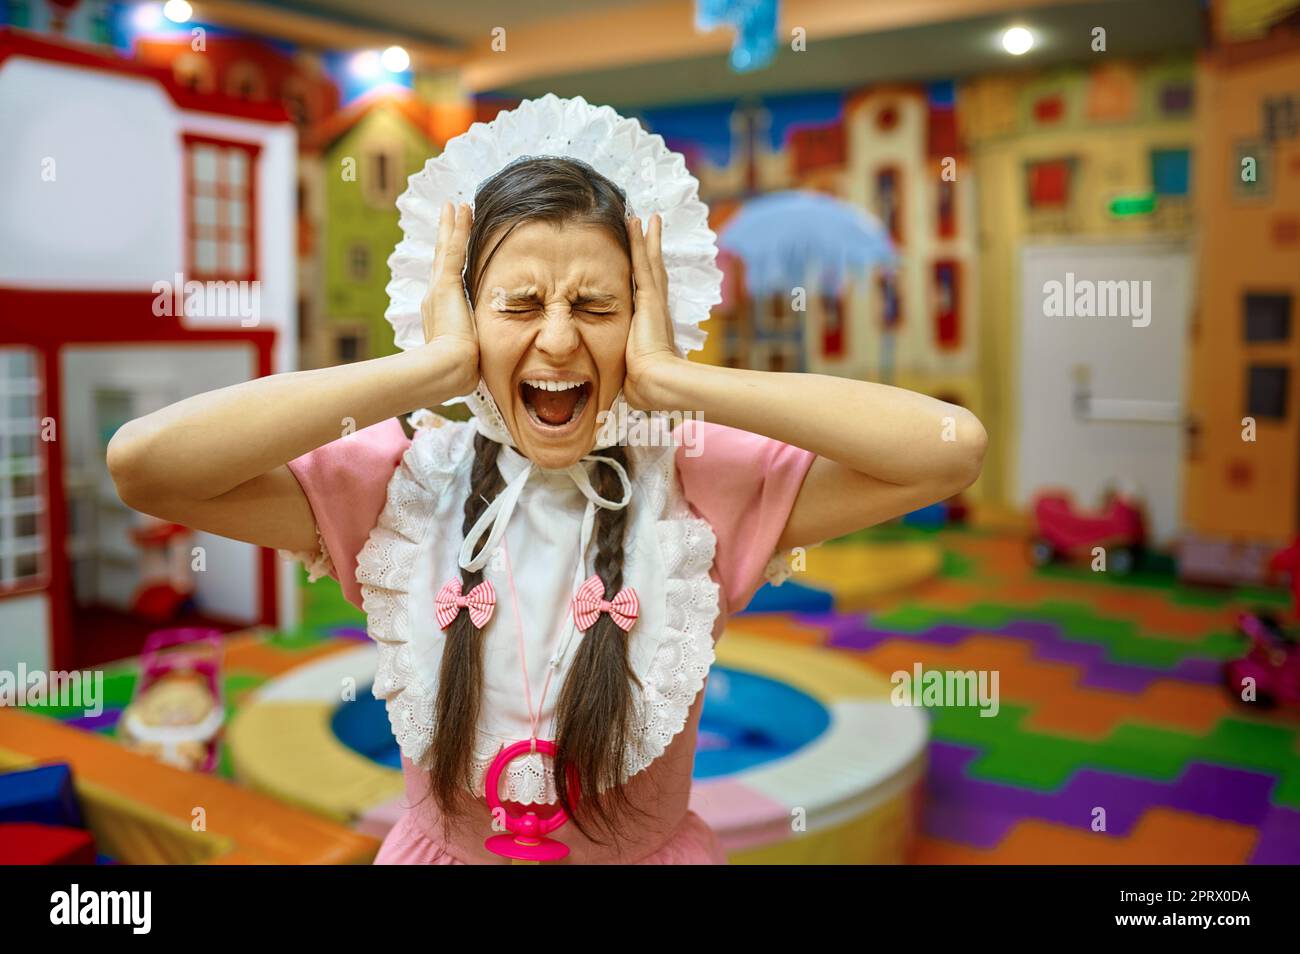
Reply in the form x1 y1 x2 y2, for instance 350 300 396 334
929 703 1300 804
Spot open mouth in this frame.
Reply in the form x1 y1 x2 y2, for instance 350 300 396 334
519 378 592 430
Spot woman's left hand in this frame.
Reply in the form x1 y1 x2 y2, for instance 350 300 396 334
623 213 682 411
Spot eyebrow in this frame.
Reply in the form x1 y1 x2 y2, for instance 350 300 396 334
498 288 621 307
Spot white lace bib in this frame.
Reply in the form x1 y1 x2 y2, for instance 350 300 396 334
354 414 720 803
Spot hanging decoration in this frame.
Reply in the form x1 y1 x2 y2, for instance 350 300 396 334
696 0 779 73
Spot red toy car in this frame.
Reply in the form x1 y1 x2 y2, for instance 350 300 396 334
1028 487 1147 575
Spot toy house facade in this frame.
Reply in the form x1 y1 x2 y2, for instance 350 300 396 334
303 93 438 368
0 29 298 672
1180 30 1300 581
689 91 978 409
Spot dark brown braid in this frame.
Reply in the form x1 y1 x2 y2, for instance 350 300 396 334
551 444 647 844
427 431 504 834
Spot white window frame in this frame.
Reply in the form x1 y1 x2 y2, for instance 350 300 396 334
0 347 49 595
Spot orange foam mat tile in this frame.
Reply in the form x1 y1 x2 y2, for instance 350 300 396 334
951 536 1028 571
903 578 991 608
915 808 1258 865
726 614 829 646
1087 592 1230 639
222 630 357 678
853 636 1232 739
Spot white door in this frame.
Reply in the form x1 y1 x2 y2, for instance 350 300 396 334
61 345 261 621
1016 242 1191 545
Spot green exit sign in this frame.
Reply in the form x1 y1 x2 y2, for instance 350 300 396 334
1108 192 1157 218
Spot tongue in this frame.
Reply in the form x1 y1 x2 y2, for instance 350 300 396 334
530 385 581 425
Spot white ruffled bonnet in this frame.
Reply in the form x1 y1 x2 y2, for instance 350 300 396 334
383 93 723 448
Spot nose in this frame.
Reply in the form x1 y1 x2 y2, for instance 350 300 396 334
533 306 581 360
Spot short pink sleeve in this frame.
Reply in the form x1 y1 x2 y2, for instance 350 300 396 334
286 418 411 609
675 420 816 615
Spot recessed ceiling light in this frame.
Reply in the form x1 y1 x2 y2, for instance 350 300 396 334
132 3 163 31
351 50 382 79
1002 26 1034 56
163 0 192 23
381 45 411 73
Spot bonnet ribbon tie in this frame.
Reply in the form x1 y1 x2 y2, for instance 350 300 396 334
457 451 633 574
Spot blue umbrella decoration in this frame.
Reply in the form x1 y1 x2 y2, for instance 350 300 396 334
696 0 780 72
716 189 898 373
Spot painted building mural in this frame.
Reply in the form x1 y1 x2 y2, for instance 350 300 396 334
4 0 1300 664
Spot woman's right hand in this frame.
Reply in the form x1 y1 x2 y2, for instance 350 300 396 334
421 200 479 395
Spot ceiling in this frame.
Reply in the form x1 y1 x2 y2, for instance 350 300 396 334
494 0 1207 109
256 0 652 46
223 0 1207 109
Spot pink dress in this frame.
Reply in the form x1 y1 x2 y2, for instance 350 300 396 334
287 417 814 864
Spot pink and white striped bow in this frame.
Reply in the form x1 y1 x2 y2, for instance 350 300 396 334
571 574 639 633
434 578 496 630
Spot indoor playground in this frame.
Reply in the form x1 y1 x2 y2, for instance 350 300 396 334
4 0 1300 866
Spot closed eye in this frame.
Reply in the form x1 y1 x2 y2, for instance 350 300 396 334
574 297 621 315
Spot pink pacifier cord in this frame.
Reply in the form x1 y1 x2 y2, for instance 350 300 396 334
499 535 556 753
481 535 580 862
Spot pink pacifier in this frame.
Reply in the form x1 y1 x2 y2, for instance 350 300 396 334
483 739 580 862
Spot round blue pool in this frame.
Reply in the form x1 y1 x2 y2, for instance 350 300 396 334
331 666 831 778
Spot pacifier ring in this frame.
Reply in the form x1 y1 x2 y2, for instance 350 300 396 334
483 738 581 863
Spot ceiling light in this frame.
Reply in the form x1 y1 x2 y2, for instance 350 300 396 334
351 50 382 79
381 45 410 73
163 0 192 23
1002 26 1034 56
132 3 164 31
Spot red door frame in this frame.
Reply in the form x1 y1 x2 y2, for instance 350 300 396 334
0 288 278 671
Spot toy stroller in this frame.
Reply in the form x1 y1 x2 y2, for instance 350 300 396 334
118 628 225 772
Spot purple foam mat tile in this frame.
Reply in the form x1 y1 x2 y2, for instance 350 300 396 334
1162 763 1278 826
1248 805 1300 864
928 739 983 776
1074 656 1224 692
826 621 969 652
66 708 123 732
921 797 1021 849
1173 657 1228 683
791 610 852 629
328 626 370 641
1027 633 1110 667
926 743 1279 848
1047 769 1198 834
1074 663 1172 694
825 629 889 652
925 743 1043 847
